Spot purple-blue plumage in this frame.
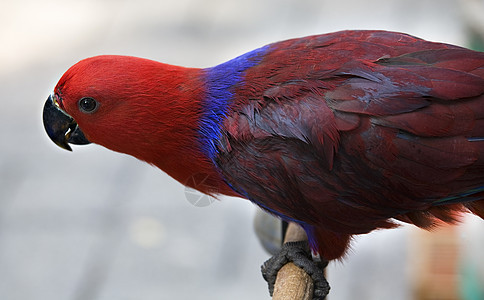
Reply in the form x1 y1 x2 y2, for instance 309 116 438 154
199 45 269 160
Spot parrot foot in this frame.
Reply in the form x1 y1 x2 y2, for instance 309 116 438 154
261 241 330 299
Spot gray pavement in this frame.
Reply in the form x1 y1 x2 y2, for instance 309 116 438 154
1 0 483 299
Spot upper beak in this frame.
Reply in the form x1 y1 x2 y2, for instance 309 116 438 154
43 94 90 151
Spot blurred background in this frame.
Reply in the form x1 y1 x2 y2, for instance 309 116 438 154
1 0 483 299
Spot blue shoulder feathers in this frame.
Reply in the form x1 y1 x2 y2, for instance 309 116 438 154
198 45 269 160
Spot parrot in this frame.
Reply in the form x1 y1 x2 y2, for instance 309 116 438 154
43 30 484 299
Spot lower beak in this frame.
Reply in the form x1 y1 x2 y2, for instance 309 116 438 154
42 95 90 151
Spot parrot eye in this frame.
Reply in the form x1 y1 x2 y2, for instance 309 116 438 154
78 97 98 113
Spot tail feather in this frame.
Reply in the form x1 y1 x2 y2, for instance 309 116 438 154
465 198 484 219
428 204 465 224
311 227 352 260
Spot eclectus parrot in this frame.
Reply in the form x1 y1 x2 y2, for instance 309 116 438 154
43 30 484 299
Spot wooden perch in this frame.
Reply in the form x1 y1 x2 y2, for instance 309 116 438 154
272 222 314 300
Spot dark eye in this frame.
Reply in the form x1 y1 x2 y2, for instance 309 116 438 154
79 97 98 113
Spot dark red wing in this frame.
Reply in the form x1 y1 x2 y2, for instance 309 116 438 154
214 31 484 259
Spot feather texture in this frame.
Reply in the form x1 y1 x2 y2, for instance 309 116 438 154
210 31 484 259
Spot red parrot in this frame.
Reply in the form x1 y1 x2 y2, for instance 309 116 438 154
43 30 484 298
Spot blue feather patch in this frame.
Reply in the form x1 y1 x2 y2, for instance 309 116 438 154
198 45 269 160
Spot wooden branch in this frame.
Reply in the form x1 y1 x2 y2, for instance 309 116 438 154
272 222 313 300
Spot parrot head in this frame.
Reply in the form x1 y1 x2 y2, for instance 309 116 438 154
44 55 160 153
43 55 204 157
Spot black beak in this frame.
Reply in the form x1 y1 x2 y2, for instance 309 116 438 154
43 94 90 151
